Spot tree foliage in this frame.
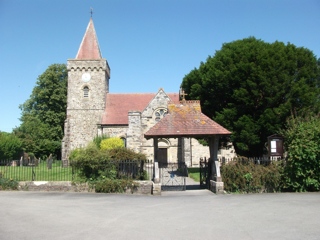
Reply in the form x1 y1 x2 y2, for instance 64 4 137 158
280 113 320 192
181 37 320 156
15 64 67 158
0 132 22 160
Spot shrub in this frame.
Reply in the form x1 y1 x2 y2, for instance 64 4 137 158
69 143 109 179
70 143 148 181
106 147 147 161
280 114 320 192
100 137 124 150
221 158 283 193
0 177 19 190
93 134 109 149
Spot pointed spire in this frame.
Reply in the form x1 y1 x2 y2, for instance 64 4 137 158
76 18 102 60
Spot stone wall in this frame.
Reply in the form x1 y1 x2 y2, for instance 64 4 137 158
190 139 210 166
18 181 92 192
18 181 153 195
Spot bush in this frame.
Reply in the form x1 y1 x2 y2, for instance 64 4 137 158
280 114 320 192
106 147 147 161
100 137 124 150
221 158 283 193
0 177 19 190
69 143 109 179
93 134 109 149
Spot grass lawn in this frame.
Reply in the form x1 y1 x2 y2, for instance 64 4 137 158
0 161 73 181
188 167 200 182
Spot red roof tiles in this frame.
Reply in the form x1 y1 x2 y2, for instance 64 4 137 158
76 18 102 60
145 101 231 138
101 93 180 125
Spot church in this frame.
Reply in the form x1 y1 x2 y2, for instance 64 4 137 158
62 18 235 166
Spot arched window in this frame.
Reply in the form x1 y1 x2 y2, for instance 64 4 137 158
83 86 89 98
154 108 168 122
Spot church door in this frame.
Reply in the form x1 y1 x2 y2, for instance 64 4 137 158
158 148 167 164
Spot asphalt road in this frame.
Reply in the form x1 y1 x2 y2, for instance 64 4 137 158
1 191 319 240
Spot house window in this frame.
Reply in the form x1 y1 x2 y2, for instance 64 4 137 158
83 86 89 98
154 108 168 122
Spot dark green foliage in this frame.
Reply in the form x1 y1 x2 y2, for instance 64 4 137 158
221 158 283 193
181 37 320 156
0 177 19 190
0 132 22 160
280 114 320 192
69 144 109 179
15 64 67 158
95 178 138 193
70 145 147 180
70 144 149 193
107 147 147 161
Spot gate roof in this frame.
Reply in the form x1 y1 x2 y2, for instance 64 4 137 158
144 100 231 139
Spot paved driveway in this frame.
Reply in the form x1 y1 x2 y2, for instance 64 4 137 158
1 191 319 240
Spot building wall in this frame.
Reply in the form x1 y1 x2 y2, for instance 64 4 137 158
62 59 110 159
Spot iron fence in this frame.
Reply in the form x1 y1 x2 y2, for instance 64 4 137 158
219 156 285 166
0 159 154 182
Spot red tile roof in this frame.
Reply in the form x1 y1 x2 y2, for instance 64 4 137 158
101 93 180 125
145 101 231 138
76 18 102 60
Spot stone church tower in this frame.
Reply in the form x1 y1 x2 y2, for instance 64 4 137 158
62 18 110 160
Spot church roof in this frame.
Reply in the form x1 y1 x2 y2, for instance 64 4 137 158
101 93 180 125
144 101 231 138
76 18 102 60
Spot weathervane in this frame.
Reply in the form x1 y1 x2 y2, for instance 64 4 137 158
90 7 93 18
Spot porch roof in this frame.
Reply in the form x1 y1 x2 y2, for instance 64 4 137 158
144 100 231 139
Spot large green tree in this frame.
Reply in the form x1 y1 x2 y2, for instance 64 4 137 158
181 37 320 156
15 64 67 158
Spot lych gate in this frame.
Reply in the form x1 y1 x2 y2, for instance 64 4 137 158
145 100 231 194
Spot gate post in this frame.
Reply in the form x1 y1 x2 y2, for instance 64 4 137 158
208 135 224 194
152 137 161 195
153 137 160 183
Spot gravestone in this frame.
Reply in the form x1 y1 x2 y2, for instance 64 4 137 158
20 156 23 167
47 154 53 169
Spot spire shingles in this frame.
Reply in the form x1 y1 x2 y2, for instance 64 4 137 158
76 18 102 60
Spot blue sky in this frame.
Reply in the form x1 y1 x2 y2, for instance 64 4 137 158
0 0 319 133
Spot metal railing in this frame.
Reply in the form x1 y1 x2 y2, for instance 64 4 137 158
219 156 285 165
0 159 154 182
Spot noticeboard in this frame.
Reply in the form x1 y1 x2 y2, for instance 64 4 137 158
267 134 284 157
